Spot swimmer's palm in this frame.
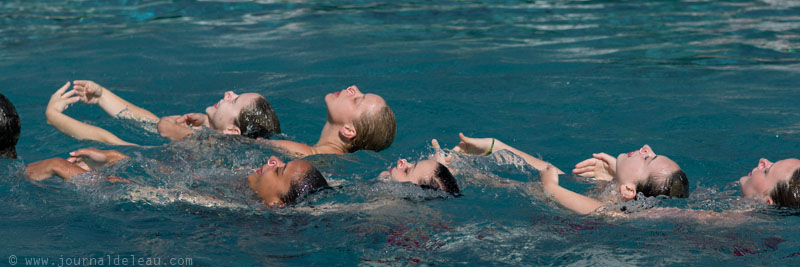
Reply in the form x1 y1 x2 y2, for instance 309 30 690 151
573 153 616 181
452 133 492 155
73 80 103 104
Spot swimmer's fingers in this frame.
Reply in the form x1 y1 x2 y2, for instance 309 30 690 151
73 80 88 88
175 115 187 125
54 81 71 96
48 82 80 112
572 165 596 177
593 153 616 165
183 113 207 127
574 157 598 169
73 80 103 104
432 139 452 165
431 139 441 150
69 148 106 162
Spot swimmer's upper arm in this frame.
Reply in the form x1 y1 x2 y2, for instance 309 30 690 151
47 109 136 146
265 140 313 157
543 182 604 215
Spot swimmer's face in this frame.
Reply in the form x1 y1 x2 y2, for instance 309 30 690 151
615 144 680 194
379 159 439 186
247 156 311 206
324 85 386 124
205 91 261 132
739 158 800 204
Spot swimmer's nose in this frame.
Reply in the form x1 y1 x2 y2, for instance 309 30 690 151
267 156 282 167
224 91 237 100
758 158 772 169
397 159 407 169
640 144 654 156
347 85 359 95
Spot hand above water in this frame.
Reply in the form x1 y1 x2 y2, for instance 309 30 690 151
72 80 105 105
452 133 494 155
177 113 209 129
572 153 617 181
47 82 80 114
67 148 128 171
431 139 452 166
158 115 196 140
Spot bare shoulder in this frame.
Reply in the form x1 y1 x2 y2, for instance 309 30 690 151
265 140 313 157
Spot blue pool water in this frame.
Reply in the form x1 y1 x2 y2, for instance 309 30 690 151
2 0 800 265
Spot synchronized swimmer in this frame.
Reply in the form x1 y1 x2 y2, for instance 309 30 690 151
2 83 800 213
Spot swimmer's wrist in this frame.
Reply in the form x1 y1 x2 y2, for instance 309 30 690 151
485 138 495 155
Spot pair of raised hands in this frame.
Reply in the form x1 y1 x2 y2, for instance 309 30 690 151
47 81 105 113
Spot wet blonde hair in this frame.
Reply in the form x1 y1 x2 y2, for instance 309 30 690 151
349 104 396 152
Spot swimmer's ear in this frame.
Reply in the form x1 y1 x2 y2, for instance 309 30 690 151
766 196 774 205
620 183 637 200
222 126 241 136
340 124 357 140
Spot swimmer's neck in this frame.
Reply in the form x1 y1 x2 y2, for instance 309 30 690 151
313 121 350 154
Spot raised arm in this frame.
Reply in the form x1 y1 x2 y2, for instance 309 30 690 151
73 80 159 122
540 164 604 214
452 133 565 174
46 82 137 146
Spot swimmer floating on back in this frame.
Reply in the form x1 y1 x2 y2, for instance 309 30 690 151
738 158 800 208
24 148 328 207
265 85 396 157
46 81 280 145
377 135 569 196
389 133 689 215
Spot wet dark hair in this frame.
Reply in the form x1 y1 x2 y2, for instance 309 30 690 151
418 163 461 195
234 97 281 139
349 104 396 152
636 169 689 199
769 168 800 208
280 166 329 205
0 94 20 159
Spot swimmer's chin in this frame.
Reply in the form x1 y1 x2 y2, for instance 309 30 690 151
379 170 390 177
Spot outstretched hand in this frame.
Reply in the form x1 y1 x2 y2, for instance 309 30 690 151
67 148 127 171
431 139 452 166
72 80 104 104
572 153 617 181
452 133 494 155
47 82 80 113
